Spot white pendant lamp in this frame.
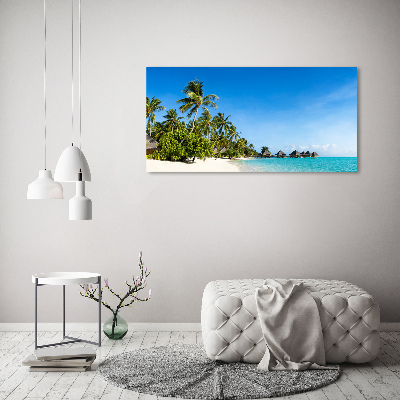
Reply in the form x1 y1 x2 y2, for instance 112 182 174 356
27 170 63 199
54 0 92 219
54 145 91 182
27 0 63 200
69 172 92 220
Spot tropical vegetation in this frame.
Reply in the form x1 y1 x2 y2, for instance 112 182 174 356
146 79 259 162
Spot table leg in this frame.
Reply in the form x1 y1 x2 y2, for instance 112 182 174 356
35 278 38 350
33 276 102 349
63 285 66 338
98 276 102 347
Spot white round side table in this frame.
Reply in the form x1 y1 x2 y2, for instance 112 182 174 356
32 272 102 349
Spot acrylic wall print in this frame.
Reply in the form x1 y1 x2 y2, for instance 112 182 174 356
146 67 357 173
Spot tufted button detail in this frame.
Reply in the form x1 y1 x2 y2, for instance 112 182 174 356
359 316 362 320
332 343 336 346
333 317 336 320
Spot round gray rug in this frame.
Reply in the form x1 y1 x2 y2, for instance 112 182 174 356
98 344 340 399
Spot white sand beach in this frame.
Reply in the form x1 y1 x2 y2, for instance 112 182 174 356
146 158 241 172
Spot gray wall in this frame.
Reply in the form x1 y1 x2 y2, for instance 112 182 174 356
1 0 399 323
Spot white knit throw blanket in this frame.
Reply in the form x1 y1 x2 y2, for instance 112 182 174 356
256 279 336 371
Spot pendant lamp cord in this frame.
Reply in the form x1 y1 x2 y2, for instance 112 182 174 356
71 0 74 147
44 0 47 170
78 0 84 173
79 0 82 155
73 0 84 175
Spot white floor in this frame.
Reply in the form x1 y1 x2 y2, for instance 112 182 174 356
0 330 399 400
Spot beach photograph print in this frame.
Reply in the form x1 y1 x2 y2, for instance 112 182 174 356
146 67 357 173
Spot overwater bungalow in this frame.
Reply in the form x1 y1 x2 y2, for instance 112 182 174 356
262 149 272 158
276 150 287 158
289 150 301 158
146 134 159 155
304 151 311 157
300 151 306 158
311 152 319 158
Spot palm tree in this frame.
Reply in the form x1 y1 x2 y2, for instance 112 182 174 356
152 122 165 142
236 137 246 156
198 109 215 140
217 124 240 157
176 79 218 136
214 113 232 138
211 113 233 155
163 109 183 135
227 126 240 144
146 97 165 136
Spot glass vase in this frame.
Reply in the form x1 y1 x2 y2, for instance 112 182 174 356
103 312 128 340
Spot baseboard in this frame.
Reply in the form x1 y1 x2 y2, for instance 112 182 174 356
0 322 202 332
380 322 400 332
0 322 398 332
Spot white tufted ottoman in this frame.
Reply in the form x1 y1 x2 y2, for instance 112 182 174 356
201 279 380 364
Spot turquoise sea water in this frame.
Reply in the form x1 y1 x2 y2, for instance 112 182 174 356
231 157 357 172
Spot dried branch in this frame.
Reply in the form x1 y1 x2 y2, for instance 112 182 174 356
79 251 152 316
